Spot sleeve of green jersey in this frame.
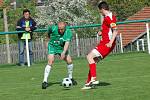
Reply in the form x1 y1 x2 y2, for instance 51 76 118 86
47 25 57 37
64 29 72 42
47 25 52 37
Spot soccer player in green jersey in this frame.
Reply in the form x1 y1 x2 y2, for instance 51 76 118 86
42 22 77 89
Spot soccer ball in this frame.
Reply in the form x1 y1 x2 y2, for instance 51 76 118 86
62 78 72 88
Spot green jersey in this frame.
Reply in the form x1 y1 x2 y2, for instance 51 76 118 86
47 25 72 54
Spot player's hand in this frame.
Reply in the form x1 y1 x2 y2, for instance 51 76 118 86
98 31 102 36
60 51 66 60
106 42 112 48
49 21 53 25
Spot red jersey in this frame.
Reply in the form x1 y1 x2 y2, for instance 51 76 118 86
95 12 117 58
101 12 117 43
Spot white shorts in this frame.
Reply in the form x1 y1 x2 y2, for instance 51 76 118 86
91 49 103 58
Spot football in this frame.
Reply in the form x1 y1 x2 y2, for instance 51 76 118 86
62 78 72 88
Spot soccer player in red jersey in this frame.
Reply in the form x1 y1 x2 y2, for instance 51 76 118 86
82 1 118 90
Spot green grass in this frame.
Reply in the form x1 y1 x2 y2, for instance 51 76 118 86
0 52 150 100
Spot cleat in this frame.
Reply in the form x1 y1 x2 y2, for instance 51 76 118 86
71 78 77 85
85 82 91 86
81 85 92 90
42 82 48 89
90 77 99 85
81 81 92 90
81 82 96 90
81 79 99 90
91 80 99 85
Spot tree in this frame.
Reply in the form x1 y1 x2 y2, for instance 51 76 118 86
36 0 98 26
35 0 100 37
0 0 36 44
88 0 150 21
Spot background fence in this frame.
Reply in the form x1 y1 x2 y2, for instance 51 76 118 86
0 19 150 64
0 36 121 64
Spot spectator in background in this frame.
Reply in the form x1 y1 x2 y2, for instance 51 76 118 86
16 9 37 66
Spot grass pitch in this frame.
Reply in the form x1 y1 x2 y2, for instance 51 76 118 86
0 52 150 100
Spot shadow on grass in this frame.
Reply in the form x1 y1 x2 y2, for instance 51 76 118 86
48 81 73 90
0 64 18 69
48 81 61 87
97 81 111 86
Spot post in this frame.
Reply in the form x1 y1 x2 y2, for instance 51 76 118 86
120 33 123 53
141 39 145 51
130 43 133 51
136 40 139 51
25 34 30 67
3 8 11 63
76 33 80 57
96 33 99 43
146 23 150 54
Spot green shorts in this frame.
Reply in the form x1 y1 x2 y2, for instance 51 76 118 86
48 44 68 55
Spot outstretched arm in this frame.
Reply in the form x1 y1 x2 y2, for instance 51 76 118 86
60 41 70 59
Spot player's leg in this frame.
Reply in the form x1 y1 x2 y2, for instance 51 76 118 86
64 54 77 85
42 44 55 89
82 49 101 89
42 54 54 89
87 49 102 81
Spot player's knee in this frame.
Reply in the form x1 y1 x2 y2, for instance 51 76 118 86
66 59 72 64
48 60 53 66
87 53 92 60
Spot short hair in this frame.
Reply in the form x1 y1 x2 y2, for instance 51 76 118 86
23 9 30 15
98 1 109 10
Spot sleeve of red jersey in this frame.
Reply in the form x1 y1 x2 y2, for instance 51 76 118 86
106 16 117 30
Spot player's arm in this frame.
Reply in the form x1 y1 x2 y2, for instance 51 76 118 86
62 41 70 54
45 33 50 48
98 31 102 36
108 28 118 47
45 25 53 48
97 28 102 36
60 41 70 60
61 29 72 59
106 20 118 48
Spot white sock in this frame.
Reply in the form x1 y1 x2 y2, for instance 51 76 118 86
43 65 51 82
67 64 73 79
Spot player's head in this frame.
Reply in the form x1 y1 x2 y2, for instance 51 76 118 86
23 9 30 19
98 1 109 16
58 22 67 34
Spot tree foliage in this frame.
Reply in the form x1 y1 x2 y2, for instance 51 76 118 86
89 0 150 21
35 0 100 37
35 0 97 27
0 0 37 44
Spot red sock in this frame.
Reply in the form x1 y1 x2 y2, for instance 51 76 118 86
89 63 96 78
86 70 91 83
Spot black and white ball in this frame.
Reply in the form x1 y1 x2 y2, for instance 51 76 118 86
62 78 72 88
